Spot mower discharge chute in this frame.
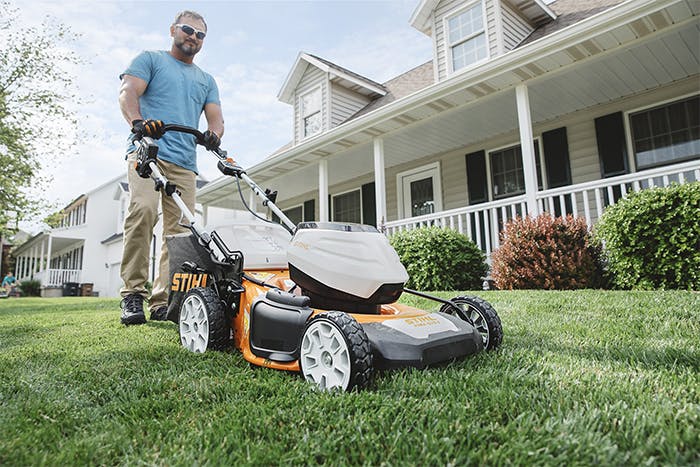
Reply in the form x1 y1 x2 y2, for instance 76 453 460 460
134 125 503 392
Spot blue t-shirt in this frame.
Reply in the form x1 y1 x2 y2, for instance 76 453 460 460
121 50 220 173
2 275 15 287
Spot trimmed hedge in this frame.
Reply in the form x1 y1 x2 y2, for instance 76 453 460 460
390 226 487 291
491 214 605 290
594 182 700 290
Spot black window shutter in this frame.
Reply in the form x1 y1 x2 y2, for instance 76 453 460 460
466 150 488 204
361 182 376 226
595 112 629 177
303 199 315 222
542 127 572 188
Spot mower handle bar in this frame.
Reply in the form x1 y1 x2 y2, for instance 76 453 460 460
141 123 297 233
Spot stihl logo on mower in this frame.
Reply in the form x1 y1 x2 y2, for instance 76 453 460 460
171 273 208 292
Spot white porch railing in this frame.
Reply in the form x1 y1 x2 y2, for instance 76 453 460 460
33 269 82 287
384 159 700 254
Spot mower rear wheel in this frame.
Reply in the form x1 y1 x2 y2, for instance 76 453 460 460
179 287 230 353
440 296 503 350
299 311 373 392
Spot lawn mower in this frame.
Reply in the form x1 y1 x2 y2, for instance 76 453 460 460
134 124 503 391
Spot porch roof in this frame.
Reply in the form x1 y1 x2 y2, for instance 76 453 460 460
198 0 699 209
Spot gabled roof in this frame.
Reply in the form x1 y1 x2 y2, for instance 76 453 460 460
278 52 387 104
410 0 557 35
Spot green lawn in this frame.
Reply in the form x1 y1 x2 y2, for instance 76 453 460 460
0 291 698 465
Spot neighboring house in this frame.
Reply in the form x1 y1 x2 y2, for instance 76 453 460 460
197 0 700 257
12 175 209 297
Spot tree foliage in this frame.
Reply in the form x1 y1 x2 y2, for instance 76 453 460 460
0 2 80 236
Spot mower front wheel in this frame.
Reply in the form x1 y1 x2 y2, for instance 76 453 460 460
440 296 503 351
179 287 230 353
299 311 373 392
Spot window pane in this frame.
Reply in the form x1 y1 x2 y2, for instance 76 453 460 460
304 111 321 137
490 146 525 198
448 4 482 44
631 95 700 169
333 190 361 223
283 206 303 225
410 177 435 216
301 90 321 116
451 33 487 71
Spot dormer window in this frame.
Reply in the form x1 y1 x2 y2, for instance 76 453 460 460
447 1 487 73
301 87 322 138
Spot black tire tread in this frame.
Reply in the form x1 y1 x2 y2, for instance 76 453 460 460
441 295 503 350
303 311 374 391
181 287 230 351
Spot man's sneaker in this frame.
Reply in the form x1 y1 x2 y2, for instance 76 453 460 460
120 294 146 325
150 306 168 322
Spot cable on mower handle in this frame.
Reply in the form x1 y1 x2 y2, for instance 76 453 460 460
134 124 297 234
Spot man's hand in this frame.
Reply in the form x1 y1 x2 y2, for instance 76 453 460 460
202 130 221 151
131 119 165 139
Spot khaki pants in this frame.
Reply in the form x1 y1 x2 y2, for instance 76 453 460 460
120 154 196 312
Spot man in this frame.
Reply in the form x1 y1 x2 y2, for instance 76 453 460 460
2 271 16 294
118 10 224 325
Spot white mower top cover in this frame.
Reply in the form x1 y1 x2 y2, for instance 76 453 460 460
207 220 290 270
287 222 409 299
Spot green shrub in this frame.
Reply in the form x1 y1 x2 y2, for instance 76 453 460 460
491 214 604 290
390 226 487 291
18 279 41 297
594 182 700 290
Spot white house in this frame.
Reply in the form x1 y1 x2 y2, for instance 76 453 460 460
12 174 210 297
197 0 699 257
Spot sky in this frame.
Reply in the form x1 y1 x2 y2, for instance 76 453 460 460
11 0 439 233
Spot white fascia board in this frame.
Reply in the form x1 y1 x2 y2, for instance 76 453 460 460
328 71 387 97
409 0 438 35
278 52 323 104
534 0 557 21
200 0 681 198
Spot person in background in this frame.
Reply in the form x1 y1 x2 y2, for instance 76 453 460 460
2 271 17 294
118 10 224 325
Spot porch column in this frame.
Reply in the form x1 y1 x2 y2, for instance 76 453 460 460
515 84 539 216
46 235 53 282
373 137 387 230
318 158 329 222
39 239 46 274
248 190 257 215
30 245 37 278
202 205 209 227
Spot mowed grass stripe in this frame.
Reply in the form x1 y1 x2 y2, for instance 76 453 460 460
0 292 697 465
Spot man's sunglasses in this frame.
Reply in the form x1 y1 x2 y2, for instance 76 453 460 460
175 23 206 40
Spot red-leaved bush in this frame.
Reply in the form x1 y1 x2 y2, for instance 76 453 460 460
491 214 604 290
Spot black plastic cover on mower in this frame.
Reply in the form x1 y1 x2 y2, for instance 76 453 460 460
362 313 484 369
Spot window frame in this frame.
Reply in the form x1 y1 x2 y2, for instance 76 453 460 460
443 0 489 76
396 162 443 219
299 86 323 139
624 92 700 171
331 188 363 224
486 138 543 200
282 204 304 226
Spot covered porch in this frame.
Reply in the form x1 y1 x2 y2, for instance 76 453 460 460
13 233 84 289
197 1 698 251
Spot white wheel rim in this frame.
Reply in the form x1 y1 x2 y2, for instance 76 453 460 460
300 320 351 391
179 294 210 353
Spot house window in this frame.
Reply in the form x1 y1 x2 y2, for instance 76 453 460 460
489 142 542 199
301 88 322 138
629 95 700 169
332 189 361 223
447 1 487 72
397 163 443 218
282 205 303 225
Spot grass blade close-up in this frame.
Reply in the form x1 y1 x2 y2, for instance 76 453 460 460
0 291 698 465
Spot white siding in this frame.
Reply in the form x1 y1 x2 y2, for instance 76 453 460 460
330 84 372 127
501 2 534 51
293 65 327 144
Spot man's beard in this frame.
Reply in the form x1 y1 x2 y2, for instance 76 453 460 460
175 38 201 56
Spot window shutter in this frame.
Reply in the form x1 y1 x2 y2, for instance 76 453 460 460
361 182 376 226
466 150 488 204
303 199 315 222
542 127 572 188
595 112 629 177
